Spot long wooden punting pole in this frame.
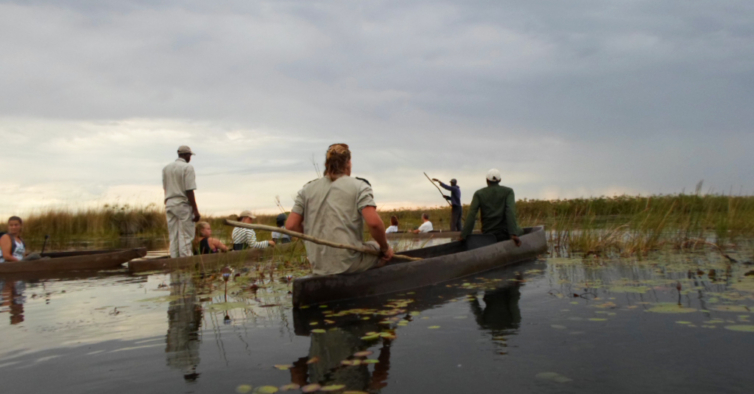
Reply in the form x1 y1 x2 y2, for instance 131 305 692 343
423 172 452 206
225 220 422 261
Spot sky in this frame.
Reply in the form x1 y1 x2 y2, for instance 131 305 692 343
1 0 753 217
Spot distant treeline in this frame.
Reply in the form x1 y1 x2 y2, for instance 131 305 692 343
2 194 753 254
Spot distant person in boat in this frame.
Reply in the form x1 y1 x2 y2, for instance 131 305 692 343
412 213 433 233
286 143 394 276
232 211 275 250
163 145 201 258
460 169 522 246
271 213 292 244
432 178 463 231
0 216 26 263
194 222 228 254
385 216 399 234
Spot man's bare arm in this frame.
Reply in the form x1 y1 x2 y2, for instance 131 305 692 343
285 212 304 233
362 206 393 261
0 235 19 262
186 190 200 222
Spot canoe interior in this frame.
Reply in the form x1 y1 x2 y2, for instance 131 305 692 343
41 250 119 258
292 226 547 307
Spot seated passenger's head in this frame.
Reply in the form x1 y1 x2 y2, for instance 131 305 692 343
239 211 256 224
196 221 211 238
324 143 351 181
276 213 287 227
486 168 501 186
390 215 399 226
421 213 429 221
7 216 22 235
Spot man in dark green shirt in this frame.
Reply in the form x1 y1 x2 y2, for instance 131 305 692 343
460 169 522 247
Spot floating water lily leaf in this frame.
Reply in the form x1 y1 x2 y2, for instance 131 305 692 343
320 385 345 392
725 325 754 332
454 316 467 319
536 372 572 383
207 302 247 311
428 325 440 329
237 385 253 393
301 384 321 393
280 384 300 391
256 386 279 394
410 311 421 316
361 334 380 341
343 391 368 394
319 305 328 309
711 305 750 313
324 320 336 324
309 322 319 326
353 350 373 357
274 364 293 370
676 321 692 325
379 332 396 339
647 303 697 314
588 318 607 321
363 359 379 364
307 357 319 364
311 329 326 334
551 325 567 329
342 359 361 366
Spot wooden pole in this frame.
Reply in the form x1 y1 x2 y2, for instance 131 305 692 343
424 172 452 206
224 220 422 262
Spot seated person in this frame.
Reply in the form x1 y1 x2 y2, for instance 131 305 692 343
232 211 276 250
194 221 228 254
271 213 292 244
412 213 433 234
385 215 399 233
286 143 393 276
460 169 522 246
0 216 27 263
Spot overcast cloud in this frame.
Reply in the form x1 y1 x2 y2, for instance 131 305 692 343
1 0 752 216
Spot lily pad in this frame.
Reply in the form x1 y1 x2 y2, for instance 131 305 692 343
536 372 572 383
274 364 293 370
280 384 300 391
361 334 380 341
207 302 247 311
646 303 697 314
320 385 345 392
676 321 692 325
307 357 319 364
725 325 754 332
589 318 607 322
711 305 750 313
428 325 440 329
237 385 253 393
353 351 372 357
311 329 326 334
256 386 279 394
301 384 321 393
551 325 567 329
363 359 379 364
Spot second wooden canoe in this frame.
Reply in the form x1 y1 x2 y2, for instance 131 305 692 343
0 248 147 274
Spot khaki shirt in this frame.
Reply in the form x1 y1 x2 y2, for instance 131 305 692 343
292 176 378 276
162 158 197 206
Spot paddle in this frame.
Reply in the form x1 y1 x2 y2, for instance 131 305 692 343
424 172 452 206
224 219 422 262
41 235 49 254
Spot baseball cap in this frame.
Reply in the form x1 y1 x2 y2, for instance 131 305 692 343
239 210 257 220
177 145 195 155
486 169 501 182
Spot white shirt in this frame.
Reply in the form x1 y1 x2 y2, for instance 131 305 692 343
417 221 433 233
162 158 197 206
385 225 398 234
0 235 25 263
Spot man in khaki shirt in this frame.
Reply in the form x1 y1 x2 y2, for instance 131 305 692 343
162 145 200 258
286 143 394 276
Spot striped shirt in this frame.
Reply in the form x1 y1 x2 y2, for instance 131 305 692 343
232 227 269 249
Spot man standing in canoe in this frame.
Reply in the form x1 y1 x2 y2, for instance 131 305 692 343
460 169 522 247
163 145 201 258
432 177 462 231
286 143 394 276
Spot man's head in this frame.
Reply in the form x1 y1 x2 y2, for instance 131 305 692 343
324 143 351 180
276 213 288 227
239 210 256 224
177 145 195 163
7 216 22 235
486 168 501 186
421 213 429 222
450 178 457 186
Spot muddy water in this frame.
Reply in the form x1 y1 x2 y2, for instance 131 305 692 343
1 250 753 394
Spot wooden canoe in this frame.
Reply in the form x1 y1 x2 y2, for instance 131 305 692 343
292 226 547 307
0 248 146 274
128 241 303 273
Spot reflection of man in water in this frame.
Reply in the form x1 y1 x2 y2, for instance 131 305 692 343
289 321 393 392
165 272 203 381
1 280 26 325
469 284 522 332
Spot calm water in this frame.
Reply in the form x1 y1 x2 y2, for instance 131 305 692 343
1 250 753 393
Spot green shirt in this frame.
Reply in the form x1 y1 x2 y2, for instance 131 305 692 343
460 184 522 240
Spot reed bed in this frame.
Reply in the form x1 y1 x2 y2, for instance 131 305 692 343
2 194 753 257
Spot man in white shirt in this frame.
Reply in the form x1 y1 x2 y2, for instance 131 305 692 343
413 213 434 233
162 145 200 258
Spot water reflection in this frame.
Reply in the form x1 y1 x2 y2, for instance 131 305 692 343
0 280 26 325
165 272 203 382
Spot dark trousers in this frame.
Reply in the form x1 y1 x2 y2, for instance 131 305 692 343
451 205 463 231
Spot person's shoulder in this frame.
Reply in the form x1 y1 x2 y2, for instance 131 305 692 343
354 177 371 186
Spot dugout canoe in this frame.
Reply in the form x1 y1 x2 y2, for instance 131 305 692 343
0 248 146 275
128 241 302 273
292 226 547 308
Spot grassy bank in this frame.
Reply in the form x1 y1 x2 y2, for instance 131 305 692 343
3 194 753 256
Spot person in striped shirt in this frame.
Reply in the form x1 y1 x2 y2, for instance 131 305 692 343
232 211 276 250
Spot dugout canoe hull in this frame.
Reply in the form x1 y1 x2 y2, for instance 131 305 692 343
0 248 146 274
292 226 547 307
127 241 302 273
